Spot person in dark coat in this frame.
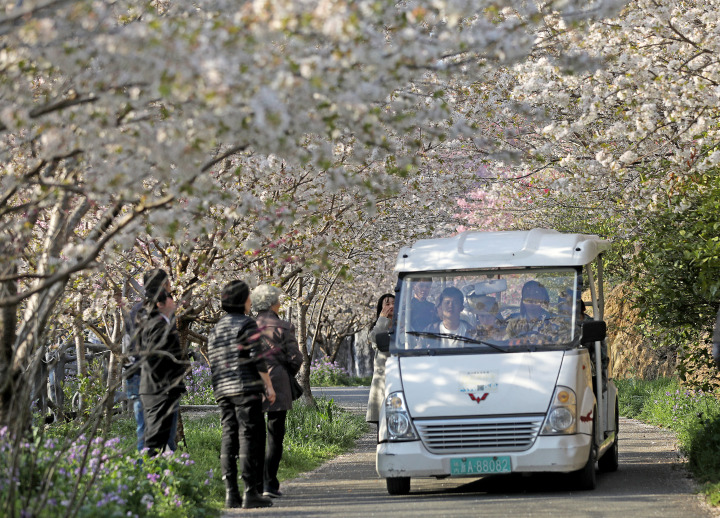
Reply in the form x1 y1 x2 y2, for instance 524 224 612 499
124 269 178 452
138 269 188 457
252 284 303 499
409 278 439 331
208 280 276 509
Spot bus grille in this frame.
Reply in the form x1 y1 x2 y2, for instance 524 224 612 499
415 416 544 454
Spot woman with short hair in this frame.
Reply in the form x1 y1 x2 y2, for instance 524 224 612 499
252 284 303 499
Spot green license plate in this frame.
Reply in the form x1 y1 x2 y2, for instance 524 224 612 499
450 456 511 475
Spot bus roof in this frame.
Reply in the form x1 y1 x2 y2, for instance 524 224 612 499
395 229 611 273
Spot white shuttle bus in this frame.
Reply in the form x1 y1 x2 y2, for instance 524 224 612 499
375 229 618 495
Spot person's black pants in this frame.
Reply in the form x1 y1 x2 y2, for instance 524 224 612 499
264 410 287 492
218 393 266 494
142 391 181 456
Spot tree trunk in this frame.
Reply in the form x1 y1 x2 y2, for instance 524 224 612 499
74 300 87 414
0 262 18 428
296 277 317 408
104 311 123 418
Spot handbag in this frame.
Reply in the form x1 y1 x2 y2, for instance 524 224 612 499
261 332 303 401
288 373 304 401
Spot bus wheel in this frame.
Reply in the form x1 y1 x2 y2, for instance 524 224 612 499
386 477 410 495
598 398 619 473
573 416 597 490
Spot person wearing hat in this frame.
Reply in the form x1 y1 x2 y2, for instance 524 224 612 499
504 280 571 345
137 268 188 456
467 294 504 340
208 280 276 509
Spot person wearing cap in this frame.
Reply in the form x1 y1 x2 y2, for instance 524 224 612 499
467 294 504 340
251 284 302 500
504 280 571 345
208 280 276 509
137 269 188 457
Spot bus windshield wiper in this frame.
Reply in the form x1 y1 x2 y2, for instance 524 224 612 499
406 331 509 353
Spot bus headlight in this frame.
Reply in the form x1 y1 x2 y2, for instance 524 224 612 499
386 392 418 441
541 386 577 435
548 407 574 431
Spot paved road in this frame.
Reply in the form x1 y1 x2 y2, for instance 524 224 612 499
223 388 717 518
310 385 370 415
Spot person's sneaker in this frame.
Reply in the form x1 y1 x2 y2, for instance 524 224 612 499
263 488 283 498
242 491 273 509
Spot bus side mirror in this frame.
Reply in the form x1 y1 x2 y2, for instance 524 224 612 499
375 332 390 353
581 320 607 344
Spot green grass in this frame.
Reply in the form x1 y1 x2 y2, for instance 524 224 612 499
155 396 368 511
616 377 720 506
311 376 372 387
308 358 372 386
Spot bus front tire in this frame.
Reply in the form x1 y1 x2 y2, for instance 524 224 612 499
573 417 597 490
598 398 619 473
386 477 410 495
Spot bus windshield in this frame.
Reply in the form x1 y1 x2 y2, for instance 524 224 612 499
394 269 583 353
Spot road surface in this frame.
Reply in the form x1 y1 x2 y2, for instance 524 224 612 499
222 387 716 517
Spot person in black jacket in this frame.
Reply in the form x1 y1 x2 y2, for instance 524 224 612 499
208 280 276 509
138 272 188 457
124 269 178 452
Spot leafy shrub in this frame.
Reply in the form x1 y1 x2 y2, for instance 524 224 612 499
309 358 351 386
616 377 720 500
0 426 213 518
630 172 720 390
181 363 214 405
61 358 112 413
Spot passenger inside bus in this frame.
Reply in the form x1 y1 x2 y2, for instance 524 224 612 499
466 294 505 341
420 286 473 348
409 278 440 332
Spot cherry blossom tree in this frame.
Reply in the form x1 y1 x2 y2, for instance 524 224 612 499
472 1 720 231
1 1 635 513
449 0 720 385
1 0 630 422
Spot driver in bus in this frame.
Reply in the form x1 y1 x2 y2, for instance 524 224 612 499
504 281 571 345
